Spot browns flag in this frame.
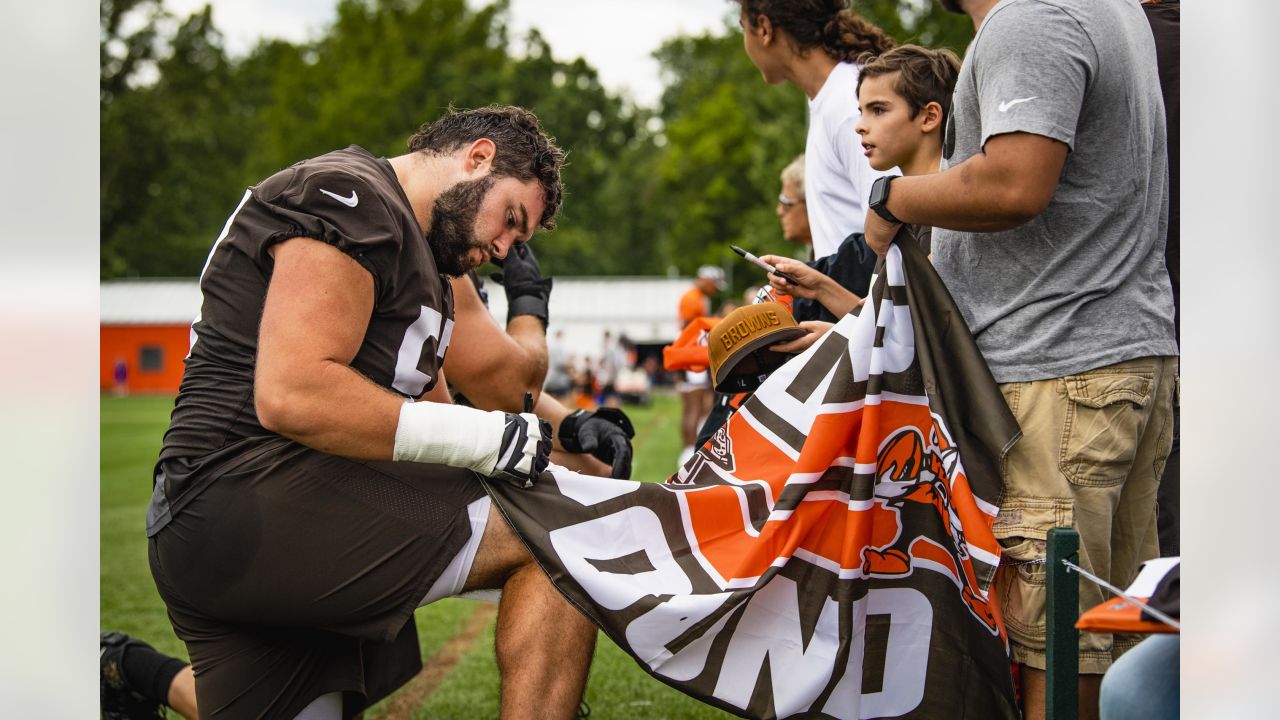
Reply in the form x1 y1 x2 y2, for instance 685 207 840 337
485 236 1022 719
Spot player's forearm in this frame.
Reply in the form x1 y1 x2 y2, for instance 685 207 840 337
534 392 575 451
502 314 550 389
550 450 612 476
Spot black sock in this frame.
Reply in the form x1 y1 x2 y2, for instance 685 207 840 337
122 642 189 707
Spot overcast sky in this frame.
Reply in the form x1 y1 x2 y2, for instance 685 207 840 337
160 0 737 107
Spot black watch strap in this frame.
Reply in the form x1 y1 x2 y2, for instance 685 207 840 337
870 175 903 225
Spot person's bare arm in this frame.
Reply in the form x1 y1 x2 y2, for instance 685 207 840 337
552 449 613 476
440 287 569 444
533 391 574 448
254 237 404 459
444 274 547 413
442 275 635 477
420 368 453 404
759 255 863 317
255 238 551 483
864 132 1069 255
535 388 611 475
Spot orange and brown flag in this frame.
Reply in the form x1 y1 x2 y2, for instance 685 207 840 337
487 236 1021 719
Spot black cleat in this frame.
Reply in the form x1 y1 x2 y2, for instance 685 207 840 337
101 632 167 719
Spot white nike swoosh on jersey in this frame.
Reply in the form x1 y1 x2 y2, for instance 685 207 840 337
998 97 1038 112
319 188 359 207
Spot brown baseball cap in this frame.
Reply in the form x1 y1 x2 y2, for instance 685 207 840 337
708 302 806 392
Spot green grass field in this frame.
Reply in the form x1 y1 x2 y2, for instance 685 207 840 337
101 392 733 719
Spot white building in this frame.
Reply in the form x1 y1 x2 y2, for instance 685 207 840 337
102 275 693 361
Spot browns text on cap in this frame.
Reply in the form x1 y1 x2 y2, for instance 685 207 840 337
709 302 806 393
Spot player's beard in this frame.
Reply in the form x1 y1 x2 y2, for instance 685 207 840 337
937 0 965 14
426 174 496 277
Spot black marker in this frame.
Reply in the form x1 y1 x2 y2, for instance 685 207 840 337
730 245 801 285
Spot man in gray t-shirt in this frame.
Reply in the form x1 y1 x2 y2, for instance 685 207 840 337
859 1 1177 717
935 1 1175 381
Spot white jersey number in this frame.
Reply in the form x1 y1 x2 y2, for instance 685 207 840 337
392 305 454 397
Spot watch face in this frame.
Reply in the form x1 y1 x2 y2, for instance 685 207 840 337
871 178 889 207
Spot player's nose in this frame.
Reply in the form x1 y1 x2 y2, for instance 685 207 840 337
491 233 516 260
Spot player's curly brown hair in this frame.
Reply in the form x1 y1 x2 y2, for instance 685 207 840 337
407 105 566 231
734 0 895 63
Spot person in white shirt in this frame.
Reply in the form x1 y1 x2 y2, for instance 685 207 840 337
735 0 896 321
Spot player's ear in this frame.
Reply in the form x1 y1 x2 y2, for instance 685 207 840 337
463 138 496 176
919 102 944 134
754 15 774 46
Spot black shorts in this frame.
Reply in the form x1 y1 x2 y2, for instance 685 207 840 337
148 436 487 718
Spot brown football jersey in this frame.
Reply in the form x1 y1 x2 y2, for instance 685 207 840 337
153 146 454 523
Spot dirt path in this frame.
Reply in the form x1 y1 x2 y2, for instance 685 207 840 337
381 602 499 718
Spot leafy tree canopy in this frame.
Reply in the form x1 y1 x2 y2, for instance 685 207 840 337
101 0 971 291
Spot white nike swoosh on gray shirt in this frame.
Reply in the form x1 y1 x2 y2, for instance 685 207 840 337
998 97 1038 112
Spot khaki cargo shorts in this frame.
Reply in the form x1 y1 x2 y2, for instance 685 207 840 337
992 356 1176 674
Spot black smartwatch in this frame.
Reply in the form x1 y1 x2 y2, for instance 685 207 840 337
869 175 902 225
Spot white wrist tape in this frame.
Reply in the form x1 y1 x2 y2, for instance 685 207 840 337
393 400 505 473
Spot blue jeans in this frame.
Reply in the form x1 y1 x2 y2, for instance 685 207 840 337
1100 634 1179 720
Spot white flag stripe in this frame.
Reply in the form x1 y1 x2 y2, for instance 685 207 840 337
880 391 931 406
737 407 802 461
968 543 1000 568
972 494 1000 518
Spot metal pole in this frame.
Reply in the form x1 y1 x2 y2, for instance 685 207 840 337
1046 527 1079 720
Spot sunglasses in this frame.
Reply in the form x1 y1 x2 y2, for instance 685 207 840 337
777 194 804 209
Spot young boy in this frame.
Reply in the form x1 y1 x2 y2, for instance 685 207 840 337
854 44 961 255
856 45 959 171
763 44 961 342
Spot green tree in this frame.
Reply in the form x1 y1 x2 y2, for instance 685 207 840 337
856 0 973 54
101 0 166 108
102 6 251 277
101 0 661 278
648 24 807 288
99 0 971 280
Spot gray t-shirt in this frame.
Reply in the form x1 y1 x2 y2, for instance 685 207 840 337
932 0 1177 383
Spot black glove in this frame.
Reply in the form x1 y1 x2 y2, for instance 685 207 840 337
493 411 553 488
558 408 636 479
490 243 553 327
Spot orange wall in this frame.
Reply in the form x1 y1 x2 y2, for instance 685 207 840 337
101 325 191 394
